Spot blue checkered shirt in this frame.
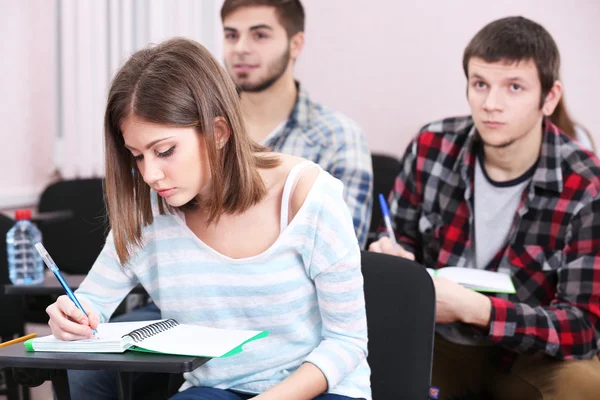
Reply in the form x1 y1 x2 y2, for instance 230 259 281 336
262 84 373 247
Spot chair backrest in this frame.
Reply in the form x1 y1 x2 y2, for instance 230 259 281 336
368 154 402 246
361 250 436 399
36 178 108 275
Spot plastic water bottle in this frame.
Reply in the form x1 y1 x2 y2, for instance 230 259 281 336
6 209 45 285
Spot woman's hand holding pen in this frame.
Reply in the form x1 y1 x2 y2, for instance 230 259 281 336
46 295 100 341
369 237 415 260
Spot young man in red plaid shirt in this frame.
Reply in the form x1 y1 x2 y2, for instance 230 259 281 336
371 16 600 400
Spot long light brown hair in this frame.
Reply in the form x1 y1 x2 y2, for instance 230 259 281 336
104 38 279 265
550 97 595 152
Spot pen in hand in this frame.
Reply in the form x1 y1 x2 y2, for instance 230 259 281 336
34 243 99 337
378 193 399 252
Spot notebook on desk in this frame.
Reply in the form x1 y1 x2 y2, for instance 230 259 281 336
24 319 268 358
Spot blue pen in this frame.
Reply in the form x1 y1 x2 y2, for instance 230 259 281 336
378 193 399 251
34 243 98 336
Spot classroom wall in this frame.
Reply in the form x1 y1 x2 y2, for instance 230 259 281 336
0 0 57 208
296 0 600 156
2 0 600 208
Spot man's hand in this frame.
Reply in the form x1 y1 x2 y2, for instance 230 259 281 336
368 237 415 260
433 276 492 328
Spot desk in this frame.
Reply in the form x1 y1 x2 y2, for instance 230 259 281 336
3 274 145 295
0 342 209 400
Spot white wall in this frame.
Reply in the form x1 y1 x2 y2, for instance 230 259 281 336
2 0 600 209
0 0 222 210
296 0 600 156
0 0 57 208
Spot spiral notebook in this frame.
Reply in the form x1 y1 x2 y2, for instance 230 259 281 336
24 319 268 358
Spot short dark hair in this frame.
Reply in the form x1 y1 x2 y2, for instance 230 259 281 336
463 16 560 106
221 0 305 38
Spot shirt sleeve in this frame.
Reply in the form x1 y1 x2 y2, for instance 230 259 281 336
487 198 600 360
386 138 422 255
302 176 369 389
326 122 373 249
75 231 139 323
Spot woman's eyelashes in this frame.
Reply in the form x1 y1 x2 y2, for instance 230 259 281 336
132 145 176 162
157 145 176 158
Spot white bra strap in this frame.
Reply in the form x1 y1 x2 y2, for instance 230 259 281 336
280 161 315 233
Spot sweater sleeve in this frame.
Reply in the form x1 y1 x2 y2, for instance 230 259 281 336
75 231 139 323
302 174 369 389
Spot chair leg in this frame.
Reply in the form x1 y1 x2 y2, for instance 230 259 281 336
50 369 71 400
21 383 31 400
3 368 20 400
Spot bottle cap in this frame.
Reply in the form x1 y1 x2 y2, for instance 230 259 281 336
15 209 32 221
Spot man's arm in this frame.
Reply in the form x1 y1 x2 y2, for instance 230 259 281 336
486 199 600 359
386 139 422 256
328 125 373 248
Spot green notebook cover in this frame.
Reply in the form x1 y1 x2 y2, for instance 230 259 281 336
129 330 269 358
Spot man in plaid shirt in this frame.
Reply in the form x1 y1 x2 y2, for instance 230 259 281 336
221 0 373 248
371 17 600 399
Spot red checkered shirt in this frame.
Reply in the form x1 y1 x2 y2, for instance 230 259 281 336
388 116 600 362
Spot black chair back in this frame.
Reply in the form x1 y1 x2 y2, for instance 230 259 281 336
361 250 436 399
368 154 401 246
36 178 108 275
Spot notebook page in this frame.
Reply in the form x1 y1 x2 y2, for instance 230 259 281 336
95 320 161 340
28 320 161 352
438 267 514 292
135 324 265 358
32 320 152 344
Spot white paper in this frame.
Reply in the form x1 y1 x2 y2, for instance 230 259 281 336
135 324 263 357
30 320 161 352
426 267 515 293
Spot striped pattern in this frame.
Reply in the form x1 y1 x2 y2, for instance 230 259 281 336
76 169 371 399
263 83 373 248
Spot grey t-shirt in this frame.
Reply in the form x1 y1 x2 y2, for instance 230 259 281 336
436 148 535 345
473 154 531 269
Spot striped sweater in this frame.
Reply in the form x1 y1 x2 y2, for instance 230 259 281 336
75 165 372 399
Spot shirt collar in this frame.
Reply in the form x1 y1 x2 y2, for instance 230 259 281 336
454 118 564 193
287 81 312 131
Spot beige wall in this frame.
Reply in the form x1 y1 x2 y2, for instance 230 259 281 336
2 0 600 208
0 0 56 208
296 0 600 156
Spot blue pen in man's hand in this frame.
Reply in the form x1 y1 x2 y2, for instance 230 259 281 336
34 243 98 337
378 193 399 251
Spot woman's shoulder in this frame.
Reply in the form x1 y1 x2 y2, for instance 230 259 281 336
260 153 323 219
262 153 319 185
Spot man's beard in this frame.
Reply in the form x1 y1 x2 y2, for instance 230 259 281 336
234 46 290 93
